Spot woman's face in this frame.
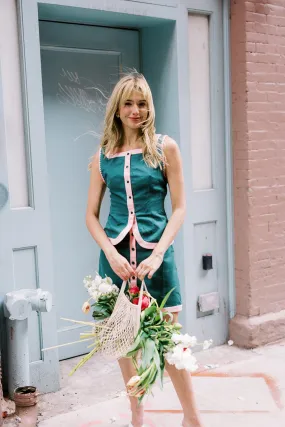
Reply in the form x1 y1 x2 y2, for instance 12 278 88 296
118 91 148 131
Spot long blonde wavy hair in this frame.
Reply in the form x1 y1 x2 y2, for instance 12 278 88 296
100 72 165 169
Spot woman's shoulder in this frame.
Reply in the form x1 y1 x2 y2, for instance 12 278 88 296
157 134 178 152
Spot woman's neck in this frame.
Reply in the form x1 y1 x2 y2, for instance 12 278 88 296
121 128 142 148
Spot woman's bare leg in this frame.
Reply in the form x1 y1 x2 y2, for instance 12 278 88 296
118 357 144 427
165 313 203 427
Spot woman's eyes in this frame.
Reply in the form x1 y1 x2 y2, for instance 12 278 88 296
124 102 147 108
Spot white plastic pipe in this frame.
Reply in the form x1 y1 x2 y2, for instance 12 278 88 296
6 318 29 397
4 289 52 398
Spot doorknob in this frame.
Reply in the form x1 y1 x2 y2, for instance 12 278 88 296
0 183 8 210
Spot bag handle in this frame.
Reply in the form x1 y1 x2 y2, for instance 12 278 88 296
121 280 148 296
121 280 148 313
121 280 148 330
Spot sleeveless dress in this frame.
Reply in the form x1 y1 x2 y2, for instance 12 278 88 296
98 135 182 312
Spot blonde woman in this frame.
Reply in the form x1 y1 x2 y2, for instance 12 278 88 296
86 72 203 427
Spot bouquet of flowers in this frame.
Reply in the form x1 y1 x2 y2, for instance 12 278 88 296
60 273 213 402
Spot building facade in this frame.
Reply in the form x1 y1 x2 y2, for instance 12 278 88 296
230 0 285 347
0 0 284 395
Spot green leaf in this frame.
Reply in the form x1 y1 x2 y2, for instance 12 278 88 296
143 305 157 318
153 346 162 388
126 332 143 356
141 339 155 370
159 288 175 309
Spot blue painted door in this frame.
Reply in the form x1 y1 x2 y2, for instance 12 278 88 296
39 21 140 360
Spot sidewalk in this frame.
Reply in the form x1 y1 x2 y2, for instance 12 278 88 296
38 340 285 427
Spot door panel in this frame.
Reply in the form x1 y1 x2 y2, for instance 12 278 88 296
39 21 140 360
0 20 60 394
185 0 229 345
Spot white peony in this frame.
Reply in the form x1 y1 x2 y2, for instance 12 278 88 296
165 344 198 372
182 334 197 347
83 276 93 289
94 275 102 287
98 282 113 294
83 273 115 301
171 333 197 348
112 284 119 293
102 276 113 285
89 289 99 301
171 333 183 344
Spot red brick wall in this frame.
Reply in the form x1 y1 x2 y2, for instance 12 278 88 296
230 0 285 346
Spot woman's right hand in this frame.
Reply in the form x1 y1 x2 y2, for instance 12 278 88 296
106 249 135 281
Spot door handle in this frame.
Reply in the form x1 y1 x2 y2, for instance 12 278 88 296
0 183 9 210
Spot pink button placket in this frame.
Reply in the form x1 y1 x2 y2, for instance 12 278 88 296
125 153 137 288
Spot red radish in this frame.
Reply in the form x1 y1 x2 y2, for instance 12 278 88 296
132 297 139 305
141 296 150 310
129 286 140 295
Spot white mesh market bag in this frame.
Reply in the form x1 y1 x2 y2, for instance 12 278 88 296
99 280 146 360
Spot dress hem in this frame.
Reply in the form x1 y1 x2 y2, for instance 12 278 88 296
162 304 182 313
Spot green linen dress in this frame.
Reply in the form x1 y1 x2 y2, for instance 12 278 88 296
98 135 182 312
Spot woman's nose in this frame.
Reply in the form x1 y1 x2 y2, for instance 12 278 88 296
132 104 139 115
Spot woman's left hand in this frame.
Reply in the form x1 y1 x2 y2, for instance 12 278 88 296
135 252 163 281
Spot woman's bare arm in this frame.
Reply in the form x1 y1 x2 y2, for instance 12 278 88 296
153 136 186 257
86 151 115 257
136 136 186 280
86 151 134 281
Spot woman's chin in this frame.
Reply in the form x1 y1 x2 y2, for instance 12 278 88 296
124 123 143 131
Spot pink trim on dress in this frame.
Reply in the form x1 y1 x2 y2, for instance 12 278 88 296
98 147 106 184
133 217 157 250
107 148 143 159
162 304 182 313
161 135 167 145
108 218 133 245
109 152 135 244
129 231 137 287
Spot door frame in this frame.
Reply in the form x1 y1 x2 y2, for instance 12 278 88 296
16 0 234 344
223 0 235 319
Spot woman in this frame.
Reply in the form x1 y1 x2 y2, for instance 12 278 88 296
86 72 203 427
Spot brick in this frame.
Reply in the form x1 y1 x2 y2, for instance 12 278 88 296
268 1 285 9
245 2 256 12
246 42 256 52
246 90 268 101
248 149 276 160
246 21 256 32
267 92 285 102
268 34 285 46
246 31 269 43
255 43 280 54
256 82 278 92
266 15 285 26
255 22 269 34
255 4 270 15
246 12 267 23
247 62 277 73
246 52 281 63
